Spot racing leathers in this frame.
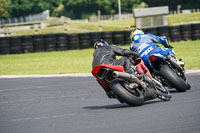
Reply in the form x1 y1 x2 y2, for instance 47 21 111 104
92 44 138 98
92 44 138 74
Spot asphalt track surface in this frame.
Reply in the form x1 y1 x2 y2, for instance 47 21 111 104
0 72 200 133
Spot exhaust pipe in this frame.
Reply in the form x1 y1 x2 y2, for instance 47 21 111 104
113 71 138 82
113 71 146 90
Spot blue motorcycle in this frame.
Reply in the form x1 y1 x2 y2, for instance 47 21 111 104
130 31 190 92
148 46 191 92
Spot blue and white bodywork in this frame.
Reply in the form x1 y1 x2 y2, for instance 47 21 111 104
130 34 174 71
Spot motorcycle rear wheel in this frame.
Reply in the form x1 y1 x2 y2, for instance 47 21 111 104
110 79 144 106
159 64 188 92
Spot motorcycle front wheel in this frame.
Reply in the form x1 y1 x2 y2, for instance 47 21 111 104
159 64 188 92
153 80 171 101
110 79 144 106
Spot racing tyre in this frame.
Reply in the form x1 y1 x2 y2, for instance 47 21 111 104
154 81 171 101
110 79 144 106
159 64 188 92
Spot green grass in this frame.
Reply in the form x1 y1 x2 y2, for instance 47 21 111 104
0 49 94 75
172 41 200 69
0 40 200 75
12 12 200 36
169 12 200 25
13 20 131 36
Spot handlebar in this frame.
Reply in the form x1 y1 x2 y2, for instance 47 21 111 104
168 45 174 49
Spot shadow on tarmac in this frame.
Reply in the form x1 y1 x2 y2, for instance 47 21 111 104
83 99 166 110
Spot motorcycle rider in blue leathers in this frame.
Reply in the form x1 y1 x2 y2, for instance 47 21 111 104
129 28 176 72
129 28 191 91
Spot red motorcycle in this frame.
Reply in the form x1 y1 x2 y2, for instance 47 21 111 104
92 57 171 106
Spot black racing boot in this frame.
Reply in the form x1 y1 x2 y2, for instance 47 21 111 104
144 88 158 101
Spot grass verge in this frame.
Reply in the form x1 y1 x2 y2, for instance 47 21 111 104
169 12 200 25
13 12 200 36
0 40 200 75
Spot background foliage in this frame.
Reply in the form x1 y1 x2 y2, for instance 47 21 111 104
0 0 200 19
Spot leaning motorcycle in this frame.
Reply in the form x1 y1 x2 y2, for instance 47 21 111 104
148 47 191 92
91 57 171 106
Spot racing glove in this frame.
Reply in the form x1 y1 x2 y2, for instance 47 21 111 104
168 45 174 49
123 49 138 57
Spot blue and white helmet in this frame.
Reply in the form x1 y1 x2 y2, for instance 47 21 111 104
130 28 144 42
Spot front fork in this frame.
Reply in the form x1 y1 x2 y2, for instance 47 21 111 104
165 55 187 81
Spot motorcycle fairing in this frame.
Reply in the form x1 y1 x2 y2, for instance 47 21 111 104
92 64 125 78
91 64 125 91
148 48 175 69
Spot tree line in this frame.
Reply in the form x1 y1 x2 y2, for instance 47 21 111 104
0 0 199 19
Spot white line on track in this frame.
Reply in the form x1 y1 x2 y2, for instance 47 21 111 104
0 114 77 122
0 70 200 79
0 73 92 79
0 94 90 104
